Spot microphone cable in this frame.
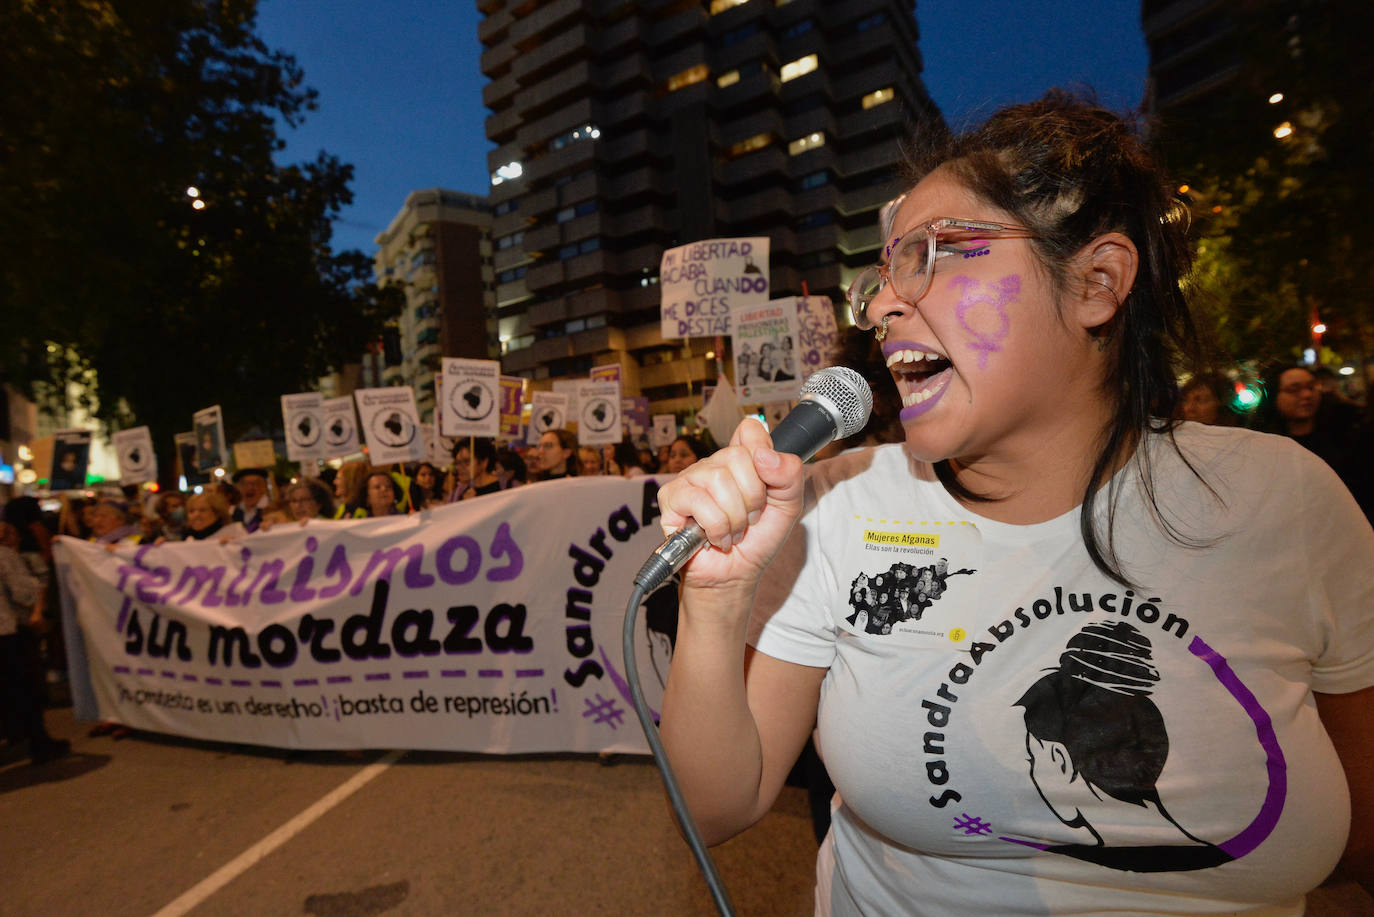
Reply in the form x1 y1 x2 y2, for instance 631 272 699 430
622 578 737 917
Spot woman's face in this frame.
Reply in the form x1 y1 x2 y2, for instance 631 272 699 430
334 473 347 498
287 487 319 521
1181 384 1221 425
186 497 217 532
453 449 472 483
538 432 569 474
366 474 395 514
666 440 698 474
578 448 602 476
415 465 435 490
1275 368 1320 424
871 169 1081 464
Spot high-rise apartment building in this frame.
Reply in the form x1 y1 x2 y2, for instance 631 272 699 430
479 0 940 416
373 189 497 422
1142 0 1240 123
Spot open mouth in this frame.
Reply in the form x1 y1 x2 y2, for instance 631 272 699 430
884 342 953 419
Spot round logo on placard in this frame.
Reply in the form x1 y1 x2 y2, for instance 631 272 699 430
581 398 617 434
325 414 356 449
449 378 495 422
288 411 323 448
533 407 565 433
371 410 417 448
120 443 152 475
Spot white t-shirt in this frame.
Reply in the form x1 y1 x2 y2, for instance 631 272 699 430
750 424 1374 916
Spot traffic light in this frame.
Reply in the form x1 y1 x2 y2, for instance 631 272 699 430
1231 378 1262 414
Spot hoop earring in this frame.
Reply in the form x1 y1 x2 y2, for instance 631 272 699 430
874 314 891 343
1086 278 1121 307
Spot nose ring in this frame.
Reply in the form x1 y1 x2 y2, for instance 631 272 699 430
874 314 891 343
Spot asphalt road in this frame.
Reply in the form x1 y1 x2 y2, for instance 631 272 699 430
4 708 1372 917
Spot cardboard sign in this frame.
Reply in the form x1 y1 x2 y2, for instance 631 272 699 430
113 427 157 485
499 376 525 440
281 392 326 462
440 358 502 438
575 381 622 446
232 440 276 470
51 429 92 491
659 237 769 338
732 300 801 404
650 414 678 449
353 387 425 464
321 396 361 459
192 405 226 472
526 392 570 446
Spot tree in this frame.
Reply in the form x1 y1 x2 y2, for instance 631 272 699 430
1159 0 1374 372
0 0 400 479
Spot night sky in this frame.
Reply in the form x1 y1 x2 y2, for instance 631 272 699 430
256 1 1149 255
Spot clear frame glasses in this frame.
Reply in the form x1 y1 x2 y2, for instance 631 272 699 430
847 217 1033 330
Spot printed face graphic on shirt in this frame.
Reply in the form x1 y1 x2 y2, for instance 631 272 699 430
846 559 975 635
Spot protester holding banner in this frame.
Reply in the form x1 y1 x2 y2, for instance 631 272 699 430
362 469 405 518
409 462 444 510
578 446 603 477
182 491 245 542
282 478 335 522
493 447 527 489
152 491 190 542
333 461 370 519
450 439 502 500
534 430 577 481
230 469 271 533
88 501 140 546
655 94 1374 913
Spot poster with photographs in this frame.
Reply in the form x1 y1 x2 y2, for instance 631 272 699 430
50 429 92 491
575 380 622 446
440 357 501 438
793 295 840 384
659 237 770 338
353 387 425 465
321 396 361 459
174 432 210 486
649 414 678 449
192 405 226 472
281 392 326 462
731 300 801 404
499 376 525 440
621 396 650 442
525 391 570 446
113 426 157 485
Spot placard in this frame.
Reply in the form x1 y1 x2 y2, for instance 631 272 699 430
50 429 92 491
732 300 801 404
173 432 209 486
321 396 361 459
575 381 622 446
793 295 839 384
498 376 525 440
621 397 650 442
353 387 425 465
590 364 621 384
440 358 501 438
232 440 276 470
192 405 226 472
113 426 157 485
281 392 326 462
650 414 678 449
659 237 769 338
526 392 570 445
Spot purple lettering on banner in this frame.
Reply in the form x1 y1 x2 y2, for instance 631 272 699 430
441 669 467 678
403 670 428 679
485 522 523 581
436 534 481 584
182 674 198 682
115 596 132 634
294 678 319 686
161 671 176 679
952 274 1018 369
261 680 282 688
479 669 502 678
205 677 222 686
114 665 130 674
349 543 434 596
326 675 352 684
137 668 154 676
515 669 545 678
231 679 251 687
365 672 391 682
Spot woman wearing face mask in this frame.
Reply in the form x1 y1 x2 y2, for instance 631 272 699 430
654 93 1374 915
154 491 190 541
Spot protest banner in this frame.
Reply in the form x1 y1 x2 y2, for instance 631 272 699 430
113 427 157 486
55 476 678 754
51 430 92 491
192 405 226 472
576 381 622 446
498 377 525 440
354 387 425 465
659 237 769 338
281 393 326 462
321 396 361 459
440 358 501 438
526 391 570 445
793 295 840 383
649 415 677 449
233 440 276 470
590 364 621 384
732 300 802 404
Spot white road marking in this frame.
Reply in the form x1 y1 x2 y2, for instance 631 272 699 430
150 748 407 917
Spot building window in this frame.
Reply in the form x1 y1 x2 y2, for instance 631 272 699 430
498 266 527 284
788 131 825 156
721 23 758 46
490 161 523 186
497 231 525 249
709 0 748 13
566 318 587 333
780 53 818 83
862 87 894 110
855 12 886 32
726 132 774 158
799 169 831 190
717 69 740 88
797 211 834 229
783 92 824 116
586 313 607 329
782 19 814 39
666 63 709 93
551 124 600 152
493 199 519 216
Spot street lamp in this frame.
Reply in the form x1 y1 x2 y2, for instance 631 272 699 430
1273 122 1294 139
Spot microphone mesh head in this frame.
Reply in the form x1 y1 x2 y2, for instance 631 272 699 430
800 366 873 438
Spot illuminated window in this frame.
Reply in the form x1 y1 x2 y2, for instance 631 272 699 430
666 63 709 93
862 87 894 109
727 132 775 158
788 131 825 156
490 161 523 186
709 0 748 12
717 69 740 88
780 53 818 83
550 124 601 151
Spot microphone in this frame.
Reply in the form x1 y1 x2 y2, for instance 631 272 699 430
635 366 873 591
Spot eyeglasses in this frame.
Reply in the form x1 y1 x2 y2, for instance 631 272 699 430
847 217 1032 330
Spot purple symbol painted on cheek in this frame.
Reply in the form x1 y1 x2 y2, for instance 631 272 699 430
884 234 901 261
951 275 1019 369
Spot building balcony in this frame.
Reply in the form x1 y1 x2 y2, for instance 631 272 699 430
508 0 583 48
486 137 524 174
486 106 521 144
493 247 530 273
717 144 788 188
570 326 623 357
480 41 515 77
524 139 597 186
528 299 568 329
597 51 650 92
711 29 774 73
514 60 594 120
605 166 661 203
837 99 903 140
795 222 841 255
483 71 518 109
841 223 881 255
512 24 592 86
567 286 618 319
712 68 779 113
840 138 902 178
531 335 574 363
478 6 512 45
720 185 793 225
610 204 667 239
639 356 709 391
841 179 905 220
516 97 595 154
649 5 708 47
497 277 531 308
502 346 538 374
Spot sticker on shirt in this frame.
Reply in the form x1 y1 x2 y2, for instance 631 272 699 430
842 516 980 648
